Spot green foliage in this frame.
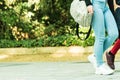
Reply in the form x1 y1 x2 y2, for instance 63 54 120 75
0 0 94 47
0 35 95 48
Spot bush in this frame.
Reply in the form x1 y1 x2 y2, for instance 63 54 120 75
0 0 95 48
0 34 94 48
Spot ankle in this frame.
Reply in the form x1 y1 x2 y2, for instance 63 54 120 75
109 51 114 56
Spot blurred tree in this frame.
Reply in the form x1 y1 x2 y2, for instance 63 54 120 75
0 0 94 47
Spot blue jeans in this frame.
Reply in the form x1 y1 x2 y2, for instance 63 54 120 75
92 1 118 66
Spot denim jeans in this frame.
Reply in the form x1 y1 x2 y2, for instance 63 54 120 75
92 0 118 66
114 8 120 38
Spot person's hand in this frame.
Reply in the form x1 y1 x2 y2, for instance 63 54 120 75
87 5 93 14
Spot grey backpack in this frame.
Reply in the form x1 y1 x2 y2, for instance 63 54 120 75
70 0 93 40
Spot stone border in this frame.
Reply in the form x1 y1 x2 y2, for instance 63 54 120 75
0 46 93 55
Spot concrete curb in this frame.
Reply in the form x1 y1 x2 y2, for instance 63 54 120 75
0 46 120 61
0 46 94 55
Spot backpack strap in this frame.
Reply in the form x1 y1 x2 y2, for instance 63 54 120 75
76 23 92 40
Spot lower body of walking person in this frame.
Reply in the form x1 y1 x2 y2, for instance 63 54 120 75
106 7 120 70
88 0 118 75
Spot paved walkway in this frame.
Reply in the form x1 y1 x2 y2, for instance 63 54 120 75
0 62 120 80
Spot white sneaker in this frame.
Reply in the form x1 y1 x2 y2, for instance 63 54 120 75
88 54 97 69
95 63 114 75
